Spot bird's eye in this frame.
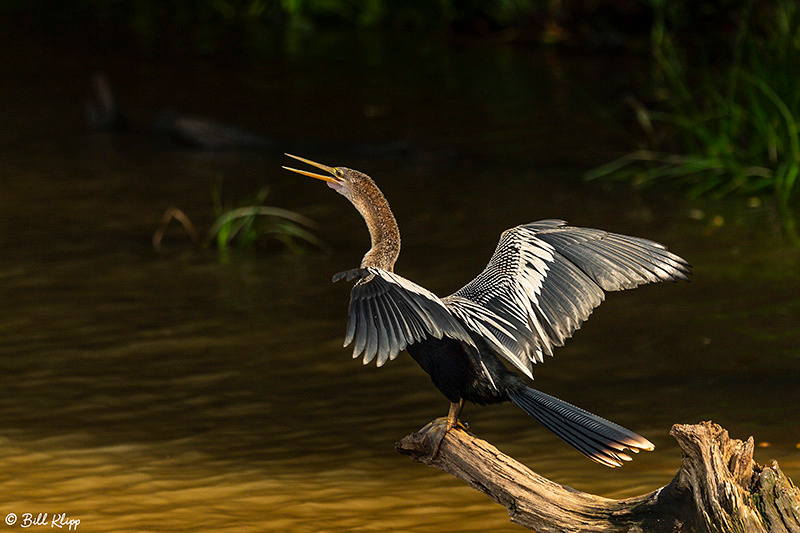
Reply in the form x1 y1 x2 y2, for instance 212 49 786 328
334 168 344 179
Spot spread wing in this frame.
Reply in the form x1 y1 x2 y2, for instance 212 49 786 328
335 267 476 367
442 219 691 379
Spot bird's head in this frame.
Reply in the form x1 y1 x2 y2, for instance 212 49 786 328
282 153 370 202
283 153 400 270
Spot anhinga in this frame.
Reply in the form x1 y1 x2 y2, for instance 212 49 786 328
283 154 691 467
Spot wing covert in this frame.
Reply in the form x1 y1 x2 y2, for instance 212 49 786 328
443 220 690 378
338 267 476 367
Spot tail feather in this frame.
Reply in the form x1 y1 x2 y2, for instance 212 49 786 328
529 401 634 467
509 386 653 468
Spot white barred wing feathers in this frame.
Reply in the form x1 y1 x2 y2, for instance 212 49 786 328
337 267 476 367
334 221 690 376
442 220 691 379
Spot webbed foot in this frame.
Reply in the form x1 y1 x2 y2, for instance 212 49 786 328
418 400 466 461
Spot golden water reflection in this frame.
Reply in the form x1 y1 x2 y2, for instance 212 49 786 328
1 35 798 532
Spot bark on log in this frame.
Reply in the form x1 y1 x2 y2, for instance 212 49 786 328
395 420 800 532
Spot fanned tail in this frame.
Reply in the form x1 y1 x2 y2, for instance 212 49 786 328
509 386 654 468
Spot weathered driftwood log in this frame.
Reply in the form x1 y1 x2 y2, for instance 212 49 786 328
396 420 800 532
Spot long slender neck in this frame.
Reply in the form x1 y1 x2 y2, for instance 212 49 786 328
350 178 401 271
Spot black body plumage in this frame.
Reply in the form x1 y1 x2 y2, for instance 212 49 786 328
284 155 691 467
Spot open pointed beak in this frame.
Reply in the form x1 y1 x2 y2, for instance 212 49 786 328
282 154 339 183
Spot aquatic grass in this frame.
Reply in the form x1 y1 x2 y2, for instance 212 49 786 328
208 205 327 253
209 184 329 255
153 184 328 256
588 0 800 223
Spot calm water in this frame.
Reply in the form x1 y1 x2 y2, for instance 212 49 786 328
1 34 798 532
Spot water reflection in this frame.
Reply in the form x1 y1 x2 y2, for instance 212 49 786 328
1 34 798 532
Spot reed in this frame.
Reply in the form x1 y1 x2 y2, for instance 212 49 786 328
209 185 328 255
588 1 800 213
153 184 327 256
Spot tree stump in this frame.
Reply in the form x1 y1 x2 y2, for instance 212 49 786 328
395 420 800 532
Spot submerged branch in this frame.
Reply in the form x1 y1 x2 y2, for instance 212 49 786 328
396 420 800 532
152 206 200 250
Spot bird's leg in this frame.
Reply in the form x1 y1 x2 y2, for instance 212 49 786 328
427 399 466 459
446 398 465 431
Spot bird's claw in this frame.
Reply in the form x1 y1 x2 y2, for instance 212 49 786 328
418 416 468 462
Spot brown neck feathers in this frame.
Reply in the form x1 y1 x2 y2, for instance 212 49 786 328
350 177 401 271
